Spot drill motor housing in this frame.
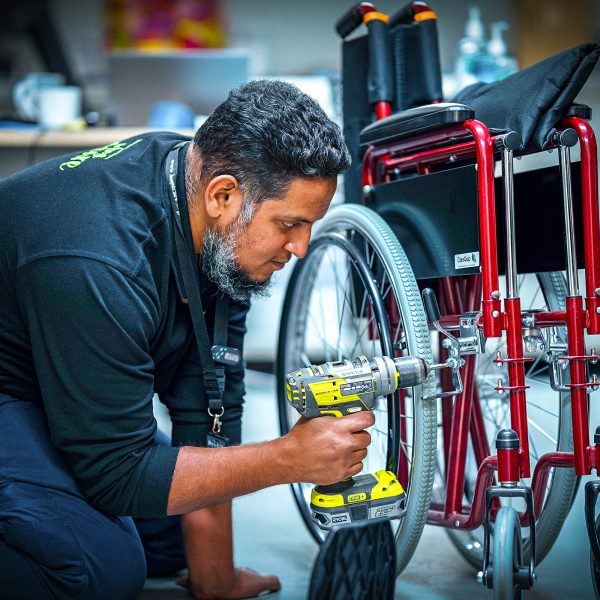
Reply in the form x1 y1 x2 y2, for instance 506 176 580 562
285 355 428 418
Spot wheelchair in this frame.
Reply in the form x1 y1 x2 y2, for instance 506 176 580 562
276 2 600 598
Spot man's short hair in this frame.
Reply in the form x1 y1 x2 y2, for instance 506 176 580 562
191 80 350 208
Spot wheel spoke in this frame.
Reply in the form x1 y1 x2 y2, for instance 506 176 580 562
525 400 558 419
306 310 340 359
527 417 557 445
336 257 353 360
399 438 413 456
349 313 374 358
371 426 388 436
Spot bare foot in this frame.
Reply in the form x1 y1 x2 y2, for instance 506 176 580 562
176 567 281 599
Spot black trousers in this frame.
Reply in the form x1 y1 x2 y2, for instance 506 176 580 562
0 395 185 599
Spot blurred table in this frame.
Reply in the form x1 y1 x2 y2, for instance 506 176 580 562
0 127 194 179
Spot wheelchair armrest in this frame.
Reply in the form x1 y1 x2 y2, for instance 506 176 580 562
565 103 592 120
359 103 475 147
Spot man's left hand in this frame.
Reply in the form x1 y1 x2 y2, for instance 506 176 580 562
176 567 281 599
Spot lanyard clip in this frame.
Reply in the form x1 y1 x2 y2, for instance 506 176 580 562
209 406 225 434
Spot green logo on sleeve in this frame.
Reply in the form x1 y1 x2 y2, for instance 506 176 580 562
59 138 144 171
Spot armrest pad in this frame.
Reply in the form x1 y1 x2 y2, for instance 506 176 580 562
565 103 592 119
359 103 474 146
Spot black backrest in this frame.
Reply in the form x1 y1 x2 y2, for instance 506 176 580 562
342 12 443 203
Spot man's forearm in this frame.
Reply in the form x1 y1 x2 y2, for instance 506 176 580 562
181 503 234 594
167 438 291 515
167 411 374 515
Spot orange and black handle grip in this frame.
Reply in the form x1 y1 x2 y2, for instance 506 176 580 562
389 2 443 106
335 2 377 39
336 3 395 118
389 1 437 28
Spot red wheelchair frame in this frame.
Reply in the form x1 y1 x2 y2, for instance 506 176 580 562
364 115 600 517
339 0 600 594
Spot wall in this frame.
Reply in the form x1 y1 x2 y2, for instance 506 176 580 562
39 1 600 113
224 0 515 76
17 1 600 73
47 0 521 80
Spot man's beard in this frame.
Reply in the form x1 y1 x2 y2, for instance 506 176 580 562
199 218 273 304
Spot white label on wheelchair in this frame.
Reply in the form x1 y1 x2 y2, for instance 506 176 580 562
455 251 480 269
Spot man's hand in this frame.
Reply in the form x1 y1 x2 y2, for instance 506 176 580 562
168 411 374 514
177 504 281 600
176 567 280 599
281 411 374 484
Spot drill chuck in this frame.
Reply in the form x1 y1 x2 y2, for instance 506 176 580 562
392 355 430 388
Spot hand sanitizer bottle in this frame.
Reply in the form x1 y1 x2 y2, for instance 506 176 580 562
455 6 496 88
487 21 518 81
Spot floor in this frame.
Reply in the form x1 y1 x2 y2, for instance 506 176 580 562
141 370 596 600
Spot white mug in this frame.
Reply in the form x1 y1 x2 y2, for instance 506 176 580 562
38 86 82 129
12 72 65 121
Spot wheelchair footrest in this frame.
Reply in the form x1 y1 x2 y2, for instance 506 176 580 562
307 518 396 600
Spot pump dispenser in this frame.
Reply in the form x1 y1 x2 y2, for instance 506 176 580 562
454 6 495 89
465 6 485 41
487 21 518 80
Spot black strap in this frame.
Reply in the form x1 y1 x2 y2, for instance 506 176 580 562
164 144 224 414
213 299 229 398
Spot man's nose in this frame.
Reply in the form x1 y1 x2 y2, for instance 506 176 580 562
284 227 311 259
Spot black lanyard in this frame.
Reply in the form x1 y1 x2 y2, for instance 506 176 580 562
164 143 225 416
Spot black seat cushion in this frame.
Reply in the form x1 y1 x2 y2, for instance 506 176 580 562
359 103 474 147
453 43 600 149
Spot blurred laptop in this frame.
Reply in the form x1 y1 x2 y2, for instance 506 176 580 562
108 49 249 126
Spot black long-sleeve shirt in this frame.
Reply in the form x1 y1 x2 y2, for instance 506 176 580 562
0 133 249 517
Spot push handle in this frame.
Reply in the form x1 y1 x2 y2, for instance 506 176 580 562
388 2 443 109
335 3 394 114
335 2 376 39
422 288 441 322
365 14 395 108
390 1 437 28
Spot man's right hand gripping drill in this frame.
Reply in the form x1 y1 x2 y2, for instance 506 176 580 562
283 411 374 485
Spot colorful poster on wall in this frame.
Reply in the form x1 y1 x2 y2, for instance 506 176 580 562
106 0 226 50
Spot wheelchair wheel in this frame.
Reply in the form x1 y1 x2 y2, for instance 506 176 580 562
446 271 578 567
276 204 437 575
591 514 600 599
493 507 524 600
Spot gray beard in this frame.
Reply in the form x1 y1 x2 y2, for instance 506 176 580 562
199 220 273 304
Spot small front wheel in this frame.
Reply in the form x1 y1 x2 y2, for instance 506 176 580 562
493 507 524 600
591 514 600 599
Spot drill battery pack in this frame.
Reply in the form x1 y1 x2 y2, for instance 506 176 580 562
310 470 406 530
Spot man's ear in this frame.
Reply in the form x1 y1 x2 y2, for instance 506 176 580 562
204 175 243 222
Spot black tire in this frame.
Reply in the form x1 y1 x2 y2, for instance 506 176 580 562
493 507 524 600
591 514 600 599
276 204 436 575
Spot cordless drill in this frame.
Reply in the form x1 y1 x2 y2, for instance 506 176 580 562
285 354 436 530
